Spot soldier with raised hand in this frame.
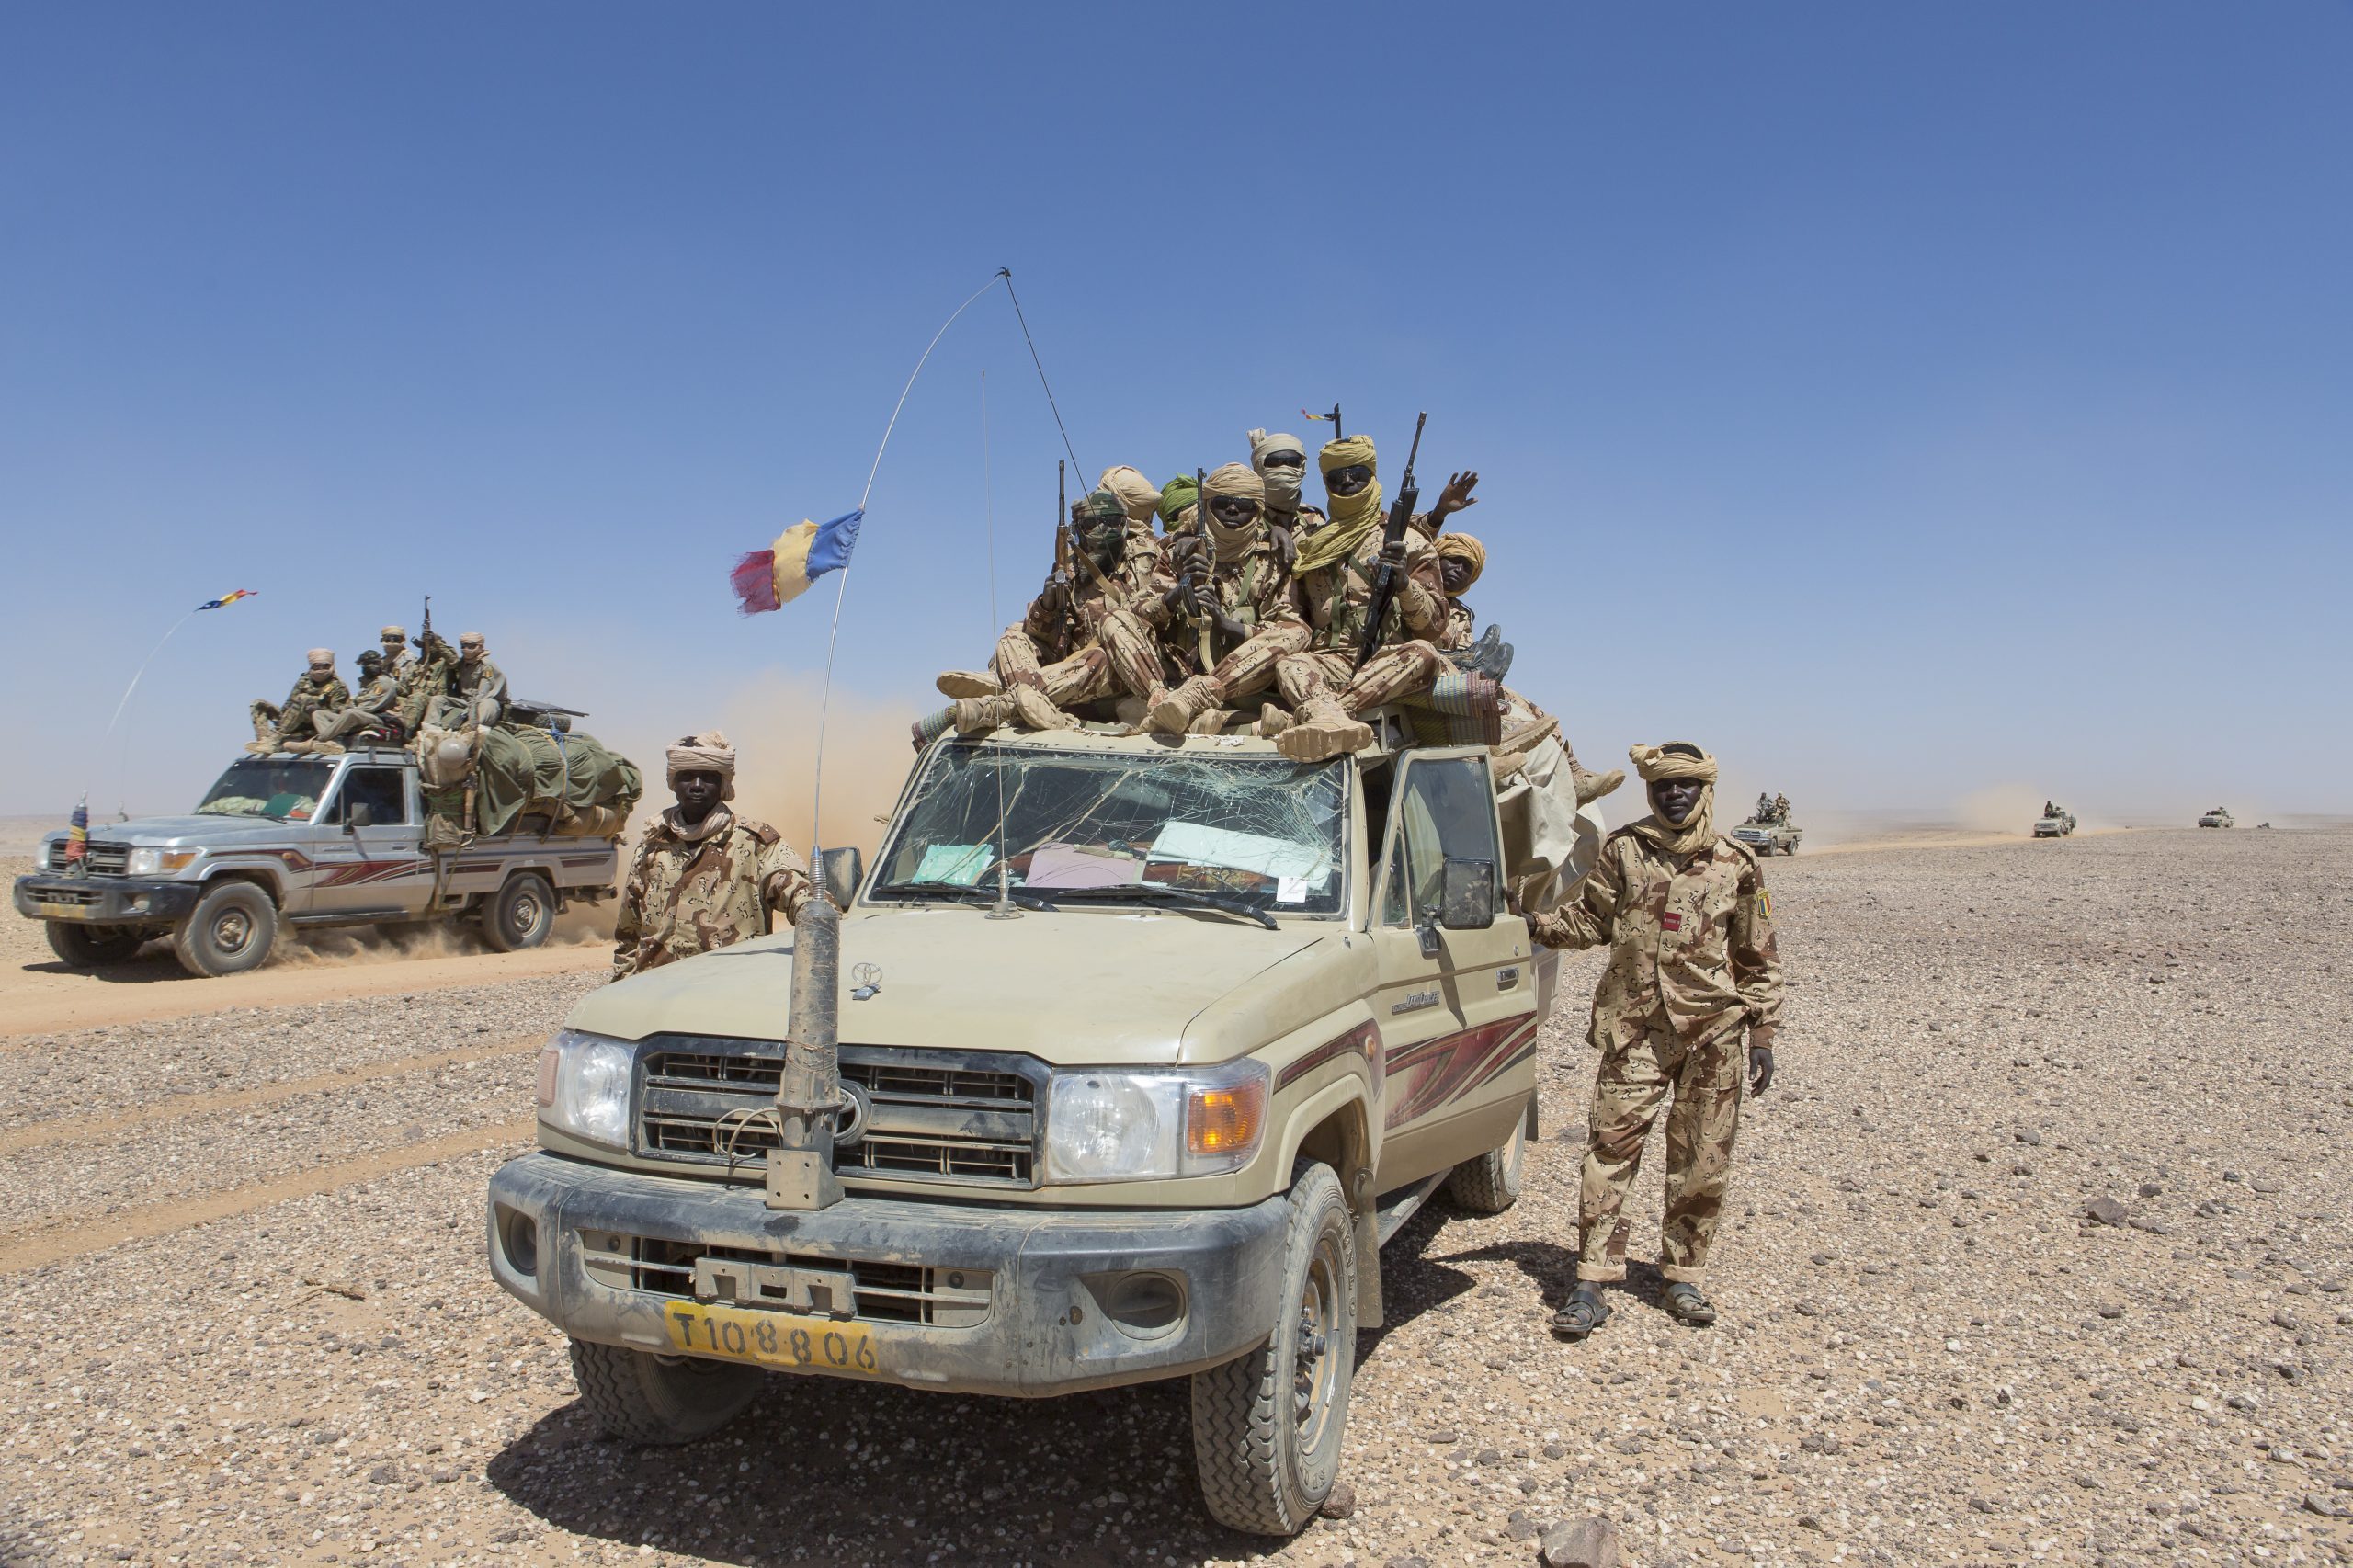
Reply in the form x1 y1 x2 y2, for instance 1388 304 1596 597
247 649 348 755
1526 742 1782 1340
1432 532 1485 652
933 488 1176 732
611 732 813 981
1146 463 1312 733
427 632 507 728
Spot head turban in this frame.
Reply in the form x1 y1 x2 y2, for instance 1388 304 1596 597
1096 466 1163 525
1072 488 1127 528
460 631 485 651
1435 532 1486 590
380 625 406 642
1155 473 1199 532
1291 435 1385 576
1201 462 1267 557
666 730 738 801
1249 429 1309 510
305 648 335 668
1628 742 1718 853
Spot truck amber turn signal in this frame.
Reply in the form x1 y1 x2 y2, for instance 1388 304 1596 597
1187 1078 1266 1157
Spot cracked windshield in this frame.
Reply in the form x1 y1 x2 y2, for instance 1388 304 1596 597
872 744 1347 917
194 756 334 820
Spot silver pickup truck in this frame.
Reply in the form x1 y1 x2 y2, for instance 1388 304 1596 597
15 747 621 976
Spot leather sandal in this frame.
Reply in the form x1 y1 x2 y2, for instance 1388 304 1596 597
1661 1281 1718 1327
1549 1283 1610 1341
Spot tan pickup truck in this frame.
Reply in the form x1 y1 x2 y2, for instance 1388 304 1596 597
487 720 1601 1534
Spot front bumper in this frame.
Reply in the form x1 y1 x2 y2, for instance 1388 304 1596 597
486 1152 1293 1397
14 874 201 925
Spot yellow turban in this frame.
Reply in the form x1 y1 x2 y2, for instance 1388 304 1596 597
1629 742 1717 852
1200 462 1267 557
1630 743 1718 784
666 730 739 801
1096 466 1163 525
1434 532 1485 589
1293 436 1385 575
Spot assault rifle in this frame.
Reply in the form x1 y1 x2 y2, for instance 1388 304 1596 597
1353 411 1427 671
1051 460 1071 602
1188 465 1215 669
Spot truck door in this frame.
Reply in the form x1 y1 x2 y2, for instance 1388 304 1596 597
1366 747 1540 1194
312 763 432 916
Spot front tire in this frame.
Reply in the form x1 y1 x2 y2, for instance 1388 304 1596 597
567 1338 761 1445
1446 1108 1528 1214
45 922 151 968
170 881 278 977
1190 1161 1357 1536
481 871 555 952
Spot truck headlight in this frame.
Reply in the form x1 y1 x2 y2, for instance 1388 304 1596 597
535 1029 634 1150
1044 1060 1270 1185
125 847 199 877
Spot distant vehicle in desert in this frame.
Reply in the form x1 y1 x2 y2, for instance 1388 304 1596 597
2199 807 2234 829
2033 806 2077 838
1732 813 1802 857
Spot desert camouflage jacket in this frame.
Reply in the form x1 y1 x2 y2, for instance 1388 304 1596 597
275 674 349 725
1529 820 1782 1051
453 656 507 705
346 672 399 713
1023 525 1175 662
1168 534 1307 662
1299 528 1446 656
391 650 457 733
612 808 813 981
1438 596 1476 652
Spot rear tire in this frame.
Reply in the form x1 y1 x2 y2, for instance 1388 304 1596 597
45 922 150 968
1190 1161 1357 1536
1446 1109 1528 1214
481 871 555 952
568 1338 761 1445
170 881 278 977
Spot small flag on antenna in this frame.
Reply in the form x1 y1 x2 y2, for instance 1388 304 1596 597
197 589 257 611
1301 408 1332 421
63 796 88 869
730 508 866 614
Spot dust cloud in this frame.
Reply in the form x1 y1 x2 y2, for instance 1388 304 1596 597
706 673 924 859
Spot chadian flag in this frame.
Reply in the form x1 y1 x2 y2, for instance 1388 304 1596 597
729 508 865 614
196 588 257 611
63 797 88 868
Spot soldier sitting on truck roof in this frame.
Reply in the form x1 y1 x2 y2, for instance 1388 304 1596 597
426 631 507 729
247 649 348 756
377 625 410 684
309 648 405 751
1247 428 1324 555
931 488 1179 733
611 732 814 981
1265 434 1455 762
1146 463 1313 734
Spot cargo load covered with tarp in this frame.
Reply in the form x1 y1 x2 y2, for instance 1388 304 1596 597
417 722 642 846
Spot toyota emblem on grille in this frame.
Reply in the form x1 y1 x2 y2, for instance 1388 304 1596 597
850 963 883 1001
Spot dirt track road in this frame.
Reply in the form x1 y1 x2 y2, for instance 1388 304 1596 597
3 829 2349 1567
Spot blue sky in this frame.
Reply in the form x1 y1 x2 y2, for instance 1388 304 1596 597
3 4 2347 827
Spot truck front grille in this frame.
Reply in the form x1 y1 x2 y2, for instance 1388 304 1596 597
635 1039 1043 1188
79 844 130 877
581 1233 992 1328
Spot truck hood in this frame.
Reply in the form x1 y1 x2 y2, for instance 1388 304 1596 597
565 905 1338 1066
47 815 312 848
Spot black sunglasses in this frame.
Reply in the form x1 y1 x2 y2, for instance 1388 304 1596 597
1324 464 1373 488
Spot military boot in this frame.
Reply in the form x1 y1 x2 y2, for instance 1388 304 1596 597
1255 702 1293 740
1275 697 1373 763
1571 761 1625 806
1147 675 1222 735
935 669 1003 699
1004 686 1078 732
308 738 346 756
951 696 1012 735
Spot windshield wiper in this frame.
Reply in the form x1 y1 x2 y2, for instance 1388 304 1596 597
870 880 1054 913
1035 882 1279 930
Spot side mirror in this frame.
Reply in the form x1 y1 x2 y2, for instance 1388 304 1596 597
818 846 863 910
346 802 375 829
1437 858 1496 931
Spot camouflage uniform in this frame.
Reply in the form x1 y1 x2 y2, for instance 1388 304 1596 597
991 520 1176 712
250 665 349 750
313 664 403 744
392 637 459 738
611 808 813 980
1529 821 1782 1283
430 642 508 729
1273 528 1449 722
1155 532 1311 720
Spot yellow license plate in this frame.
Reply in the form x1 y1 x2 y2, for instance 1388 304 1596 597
661 1300 881 1377
35 903 87 920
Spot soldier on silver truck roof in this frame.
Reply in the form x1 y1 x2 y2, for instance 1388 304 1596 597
247 649 347 756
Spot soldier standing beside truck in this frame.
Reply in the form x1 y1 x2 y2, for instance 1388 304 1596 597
611 733 814 981
1527 741 1782 1339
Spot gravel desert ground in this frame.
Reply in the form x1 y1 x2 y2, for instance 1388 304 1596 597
3 827 2349 1568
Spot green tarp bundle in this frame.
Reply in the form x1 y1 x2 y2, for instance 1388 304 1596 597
470 725 642 838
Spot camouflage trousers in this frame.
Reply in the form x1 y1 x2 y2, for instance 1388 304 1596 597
250 698 324 745
1274 641 1446 715
1201 619 1312 704
995 613 1169 707
1577 1019 1745 1283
